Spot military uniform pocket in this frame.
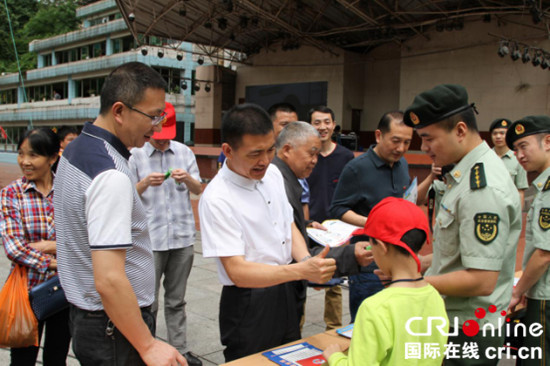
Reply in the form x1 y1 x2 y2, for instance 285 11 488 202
435 209 458 256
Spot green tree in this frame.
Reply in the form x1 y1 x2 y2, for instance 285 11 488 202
22 0 80 40
0 0 37 70
0 0 80 73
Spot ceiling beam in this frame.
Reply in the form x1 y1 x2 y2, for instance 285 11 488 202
335 0 380 26
372 0 429 40
142 0 180 38
237 0 338 55
307 0 338 32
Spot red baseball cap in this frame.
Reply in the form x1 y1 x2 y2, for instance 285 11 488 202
152 102 176 140
353 197 430 272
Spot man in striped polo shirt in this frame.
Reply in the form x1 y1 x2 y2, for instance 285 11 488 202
54 62 187 366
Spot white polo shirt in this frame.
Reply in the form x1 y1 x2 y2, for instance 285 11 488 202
199 163 293 286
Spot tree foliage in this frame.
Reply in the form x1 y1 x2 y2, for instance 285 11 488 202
0 0 80 73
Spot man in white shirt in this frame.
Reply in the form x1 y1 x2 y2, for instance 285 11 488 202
199 103 336 362
129 102 203 366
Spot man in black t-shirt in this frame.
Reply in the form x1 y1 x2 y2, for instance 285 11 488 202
306 106 354 330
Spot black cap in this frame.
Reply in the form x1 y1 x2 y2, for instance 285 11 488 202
489 118 512 132
506 115 550 149
404 84 475 128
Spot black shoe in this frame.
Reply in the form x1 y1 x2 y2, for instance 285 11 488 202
183 352 202 366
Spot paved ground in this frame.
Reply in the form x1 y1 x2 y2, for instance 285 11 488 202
0 154 518 365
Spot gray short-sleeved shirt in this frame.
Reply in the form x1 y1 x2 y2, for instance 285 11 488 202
524 167 550 299
426 141 522 327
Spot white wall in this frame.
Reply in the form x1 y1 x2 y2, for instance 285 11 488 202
399 16 550 130
235 43 346 122
232 16 550 136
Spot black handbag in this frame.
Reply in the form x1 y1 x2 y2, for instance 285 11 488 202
28 275 69 321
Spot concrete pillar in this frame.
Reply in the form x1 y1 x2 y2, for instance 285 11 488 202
194 65 222 145
37 55 44 68
17 86 25 106
68 75 75 104
106 35 113 56
52 50 57 66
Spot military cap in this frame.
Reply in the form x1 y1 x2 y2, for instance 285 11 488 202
506 115 550 149
404 84 476 128
489 118 512 132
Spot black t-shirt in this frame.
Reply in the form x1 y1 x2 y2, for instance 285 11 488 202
306 144 354 222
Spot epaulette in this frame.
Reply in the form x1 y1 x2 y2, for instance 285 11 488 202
544 176 550 192
470 163 487 190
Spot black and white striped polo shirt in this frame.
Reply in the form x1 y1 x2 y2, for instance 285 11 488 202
54 122 154 311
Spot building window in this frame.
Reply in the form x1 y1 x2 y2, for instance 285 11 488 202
122 36 135 52
69 49 78 62
93 42 105 58
0 89 17 104
43 54 52 67
153 67 182 94
112 38 122 54
28 85 53 101
75 77 105 97
81 46 89 60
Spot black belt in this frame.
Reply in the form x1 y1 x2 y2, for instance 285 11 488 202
71 304 152 314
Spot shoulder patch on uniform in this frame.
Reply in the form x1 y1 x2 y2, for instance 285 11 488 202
539 208 550 231
474 213 499 244
543 176 550 192
470 163 487 190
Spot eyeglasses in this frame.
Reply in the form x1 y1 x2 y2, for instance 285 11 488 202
122 102 167 126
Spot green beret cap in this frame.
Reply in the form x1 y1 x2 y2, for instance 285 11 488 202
404 84 476 128
489 118 512 132
506 115 550 149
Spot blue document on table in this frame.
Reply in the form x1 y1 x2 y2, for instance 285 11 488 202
262 341 326 365
336 323 354 339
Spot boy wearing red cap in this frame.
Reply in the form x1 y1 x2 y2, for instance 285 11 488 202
324 197 448 365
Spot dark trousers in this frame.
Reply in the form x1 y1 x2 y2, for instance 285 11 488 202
69 304 155 366
292 280 307 329
10 307 71 366
220 283 301 362
444 327 504 366
518 298 550 366
348 235 384 322
348 271 384 322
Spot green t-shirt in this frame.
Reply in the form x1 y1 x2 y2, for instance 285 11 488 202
329 285 448 366
524 167 550 299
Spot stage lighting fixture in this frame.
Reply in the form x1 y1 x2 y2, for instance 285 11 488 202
532 51 542 67
497 41 509 57
510 45 521 61
522 48 531 63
